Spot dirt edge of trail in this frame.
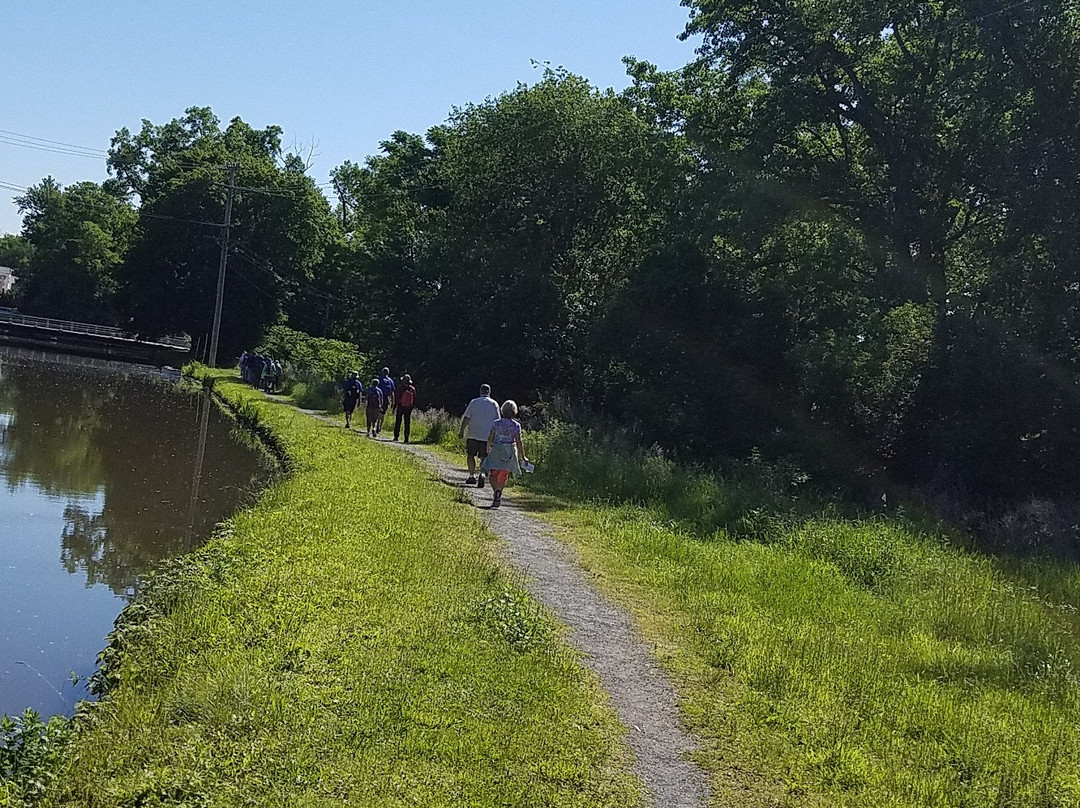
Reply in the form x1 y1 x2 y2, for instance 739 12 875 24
391 439 711 808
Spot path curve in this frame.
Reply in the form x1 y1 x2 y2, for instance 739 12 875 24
392 439 711 808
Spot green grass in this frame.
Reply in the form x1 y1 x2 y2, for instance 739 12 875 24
25 375 638 807
500 424 1080 807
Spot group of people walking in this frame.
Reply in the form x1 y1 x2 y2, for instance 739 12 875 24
235 353 529 508
343 376 529 508
238 352 282 392
341 367 417 441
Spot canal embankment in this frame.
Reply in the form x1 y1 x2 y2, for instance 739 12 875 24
11 372 639 807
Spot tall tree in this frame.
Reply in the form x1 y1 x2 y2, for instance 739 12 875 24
678 0 1074 309
108 107 335 358
14 178 135 322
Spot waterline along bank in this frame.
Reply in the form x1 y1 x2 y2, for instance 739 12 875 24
12 372 638 807
0 352 269 721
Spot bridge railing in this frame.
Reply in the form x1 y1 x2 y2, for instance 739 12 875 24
0 310 191 351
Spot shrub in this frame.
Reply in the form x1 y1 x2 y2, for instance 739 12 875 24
0 710 74 805
255 325 367 412
412 408 463 450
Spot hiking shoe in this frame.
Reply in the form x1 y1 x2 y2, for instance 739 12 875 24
466 476 477 485
477 475 486 489
492 491 502 508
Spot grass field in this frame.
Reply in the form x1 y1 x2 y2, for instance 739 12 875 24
414 414 1080 807
11 376 639 807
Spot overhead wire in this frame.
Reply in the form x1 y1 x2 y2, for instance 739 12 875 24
0 128 110 155
228 251 328 330
233 244 334 301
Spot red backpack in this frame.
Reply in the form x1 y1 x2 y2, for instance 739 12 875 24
399 385 416 408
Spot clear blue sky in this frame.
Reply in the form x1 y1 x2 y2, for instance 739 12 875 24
0 1 699 236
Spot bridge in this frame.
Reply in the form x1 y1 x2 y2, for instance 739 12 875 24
0 310 191 364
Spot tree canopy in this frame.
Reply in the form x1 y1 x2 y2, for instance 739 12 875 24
7 2 1080 523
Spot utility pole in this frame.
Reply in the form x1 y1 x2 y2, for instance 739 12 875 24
208 164 237 368
333 179 347 230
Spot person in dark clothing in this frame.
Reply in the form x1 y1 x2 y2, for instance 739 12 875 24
393 374 417 443
250 355 265 388
375 367 395 436
342 371 363 429
365 380 384 437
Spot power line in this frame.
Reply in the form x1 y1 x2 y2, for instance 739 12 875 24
0 135 106 160
228 256 327 330
139 210 227 228
0 128 109 155
233 244 334 301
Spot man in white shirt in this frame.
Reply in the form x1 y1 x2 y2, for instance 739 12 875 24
459 383 500 488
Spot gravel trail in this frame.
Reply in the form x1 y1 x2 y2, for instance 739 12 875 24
274 400 710 807
391 439 711 808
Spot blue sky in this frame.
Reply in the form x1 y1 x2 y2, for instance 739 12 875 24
0 1 699 235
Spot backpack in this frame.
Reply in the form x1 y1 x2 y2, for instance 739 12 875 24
398 385 416 408
366 387 383 407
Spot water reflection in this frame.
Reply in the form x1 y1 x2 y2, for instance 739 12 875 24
0 349 271 716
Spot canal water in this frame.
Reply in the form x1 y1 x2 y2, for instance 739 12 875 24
0 349 272 718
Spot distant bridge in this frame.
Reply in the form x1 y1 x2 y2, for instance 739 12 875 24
0 310 190 364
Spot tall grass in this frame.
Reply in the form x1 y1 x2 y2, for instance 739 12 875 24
514 421 1080 807
20 377 638 807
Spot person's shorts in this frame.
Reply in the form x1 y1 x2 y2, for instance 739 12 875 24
466 438 488 459
343 397 359 413
489 469 511 487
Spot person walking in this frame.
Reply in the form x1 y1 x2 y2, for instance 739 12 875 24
376 367 396 436
364 379 384 437
260 356 273 392
342 371 363 429
458 383 500 487
394 374 417 443
483 399 528 508
249 354 265 388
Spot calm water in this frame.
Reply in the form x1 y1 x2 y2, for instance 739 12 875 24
0 349 271 717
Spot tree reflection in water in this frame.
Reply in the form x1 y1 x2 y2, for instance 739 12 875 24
0 350 270 595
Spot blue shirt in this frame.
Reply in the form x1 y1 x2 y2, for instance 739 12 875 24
378 375 396 396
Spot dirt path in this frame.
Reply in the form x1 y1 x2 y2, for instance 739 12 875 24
274 402 710 807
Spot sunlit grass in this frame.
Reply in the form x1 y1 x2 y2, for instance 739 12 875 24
36 377 638 807
512 424 1080 807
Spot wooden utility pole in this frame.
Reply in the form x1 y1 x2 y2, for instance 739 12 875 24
208 164 237 368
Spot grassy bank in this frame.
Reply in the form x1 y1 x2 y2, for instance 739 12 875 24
15 375 638 807
413 414 1080 806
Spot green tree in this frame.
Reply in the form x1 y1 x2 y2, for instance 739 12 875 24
0 234 33 271
14 178 135 323
109 107 336 358
676 0 1080 309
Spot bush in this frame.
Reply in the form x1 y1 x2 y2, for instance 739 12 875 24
255 325 367 412
525 420 811 537
412 408 463 450
0 710 74 806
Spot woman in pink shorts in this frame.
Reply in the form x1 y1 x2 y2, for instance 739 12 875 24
482 400 529 508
